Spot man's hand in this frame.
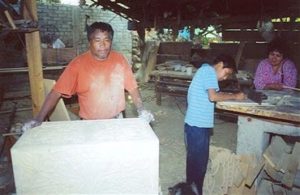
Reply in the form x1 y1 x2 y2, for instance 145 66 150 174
21 119 42 133
137 109 155 123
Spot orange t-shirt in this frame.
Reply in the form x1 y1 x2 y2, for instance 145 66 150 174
53 50 138 119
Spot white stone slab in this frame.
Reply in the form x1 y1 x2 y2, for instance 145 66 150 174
11 118 159 194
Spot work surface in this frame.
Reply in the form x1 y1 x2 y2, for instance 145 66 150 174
217 90 300 124
150 69 194 79
11 118 159 194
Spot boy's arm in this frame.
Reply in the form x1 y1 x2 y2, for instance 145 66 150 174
208 89 246 102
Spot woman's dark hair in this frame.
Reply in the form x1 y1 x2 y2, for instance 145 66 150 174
213 54 237 73
267 37 289 58
87 22 114 41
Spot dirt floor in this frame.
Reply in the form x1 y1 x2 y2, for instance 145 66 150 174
0 81 238 194
127 83 238 194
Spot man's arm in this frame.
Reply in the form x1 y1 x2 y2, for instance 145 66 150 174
128 87 143 111
128 87 154 123
208 89 246 102
22 90 62 132
34 89 62 122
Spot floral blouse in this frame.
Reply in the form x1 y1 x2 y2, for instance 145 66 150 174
253 59 298 89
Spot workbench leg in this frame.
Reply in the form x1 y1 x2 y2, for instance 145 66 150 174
236 116 300 160
156 91 161 106
155 76 161 105
236 116 269 160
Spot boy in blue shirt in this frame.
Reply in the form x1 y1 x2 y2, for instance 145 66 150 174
184 54 246 194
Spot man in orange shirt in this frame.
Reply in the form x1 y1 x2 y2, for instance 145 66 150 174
22 22 154 131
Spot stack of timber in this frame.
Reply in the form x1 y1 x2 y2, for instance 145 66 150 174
204 139 300 195
203 146 258 195
260 136 300 194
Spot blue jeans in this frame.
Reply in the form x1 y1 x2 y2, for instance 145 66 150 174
184 123 210 195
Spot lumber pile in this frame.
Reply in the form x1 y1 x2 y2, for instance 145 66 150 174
259 136 300 194
204 139 300 195
203 146 258 195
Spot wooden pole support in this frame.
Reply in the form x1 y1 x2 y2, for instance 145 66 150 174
4 10 17 29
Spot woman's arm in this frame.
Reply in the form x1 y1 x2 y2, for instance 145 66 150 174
253 60 267 90
283 60 298 87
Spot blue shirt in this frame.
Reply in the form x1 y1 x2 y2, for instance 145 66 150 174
184 64 219 128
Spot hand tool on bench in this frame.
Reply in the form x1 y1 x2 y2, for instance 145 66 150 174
247 90 268 105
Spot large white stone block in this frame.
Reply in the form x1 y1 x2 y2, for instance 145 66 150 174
11 118 159 194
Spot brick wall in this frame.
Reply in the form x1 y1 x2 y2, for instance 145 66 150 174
37 3 132 63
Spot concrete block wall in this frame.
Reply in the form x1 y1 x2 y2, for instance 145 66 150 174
37 3 132 63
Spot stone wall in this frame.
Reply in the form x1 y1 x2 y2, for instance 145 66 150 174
37 3 132 62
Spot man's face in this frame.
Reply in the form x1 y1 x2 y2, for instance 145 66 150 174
89 30 112 60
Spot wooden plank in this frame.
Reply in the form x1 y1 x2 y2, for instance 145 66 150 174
150 70 194 79
144 44 159 82
218 100 272 106
222 30 300 42
210 42 300 63
245 160 265 187
24 0 45 116
281 155 298 188
292 142 300 163
235 41 246 68
4 10 17 29
23 0 38 20
222 30 265 42
222 22 300 30
280 142 300 188
135 41 157 82
25 31 45 116
0 66 66 73
222 22 258 30
43 79 70 121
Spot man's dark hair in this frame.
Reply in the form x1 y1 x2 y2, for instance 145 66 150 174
87 22 114 41
213 54 237 73
267 37 289 59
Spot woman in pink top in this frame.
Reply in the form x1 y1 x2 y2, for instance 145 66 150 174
254 38 298 90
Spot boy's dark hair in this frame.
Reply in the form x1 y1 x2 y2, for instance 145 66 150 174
267 37 289 58
213 54 237 73
87 22 114 41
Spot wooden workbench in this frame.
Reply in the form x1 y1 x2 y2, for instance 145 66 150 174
217 90 300 123
150 69 253 105
150 70 194 105
216 90 300 158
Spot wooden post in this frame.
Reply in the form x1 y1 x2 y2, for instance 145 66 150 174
23 0 45 116
4 10 17 29
235 41 246 69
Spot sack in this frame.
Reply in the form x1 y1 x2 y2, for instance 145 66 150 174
52 38 65 49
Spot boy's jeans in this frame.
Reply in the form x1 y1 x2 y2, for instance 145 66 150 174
184 123 210 194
